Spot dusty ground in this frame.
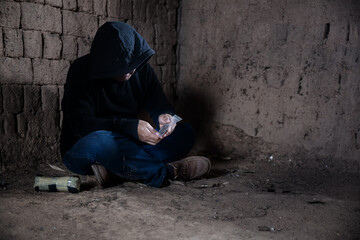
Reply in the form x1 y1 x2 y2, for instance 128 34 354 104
0 156 359 240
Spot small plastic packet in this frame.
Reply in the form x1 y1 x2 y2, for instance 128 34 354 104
158 114 182 136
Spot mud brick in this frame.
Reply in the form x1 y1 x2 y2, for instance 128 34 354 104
154 22 165 45
0 57 33 84
93 0 107 16
151 65 161 81
18 0 44 3
98 16 107 26
41 110 60 137
167 8 177 26
146 0 157 23
98 16 121 26
21 3 62 33
45 0 62 7
133 0 146 22
155 44 169 65
16 113 27 138
166 0 179 8
148 57 156 69
155 4 167 27
0 2 21 28
132 22 155 46
161 65 176 84
3 113 17 139
24 85 41 112
107 0 121 18
4 29 23 57
63 0 77 10
78 0 93 13
120 0 133 20
26 110 42 137
41 85 59 111
77 37 92 57
2 85 24 114
43 33 62 59
23 30 42 58
62 35 77 61
107 0 133 20
33 59 70 85
63 10 98 37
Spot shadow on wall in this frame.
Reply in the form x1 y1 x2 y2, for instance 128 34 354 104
176 88 226 157
175 86 277 166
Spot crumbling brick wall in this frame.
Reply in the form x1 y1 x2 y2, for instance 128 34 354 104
0 0 179 171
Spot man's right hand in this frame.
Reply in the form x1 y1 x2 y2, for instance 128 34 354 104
137 120 161 145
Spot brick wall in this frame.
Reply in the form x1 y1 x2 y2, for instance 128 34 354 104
0 0 179 171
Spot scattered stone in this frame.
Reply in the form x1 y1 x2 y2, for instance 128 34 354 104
258 226 275 232
0 179 8 190
196 182 229 189
307 200 326 205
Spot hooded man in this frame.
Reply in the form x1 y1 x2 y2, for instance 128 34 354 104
60 22 211 188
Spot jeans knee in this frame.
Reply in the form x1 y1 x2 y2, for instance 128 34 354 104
83 130 114 142
66 131 120 158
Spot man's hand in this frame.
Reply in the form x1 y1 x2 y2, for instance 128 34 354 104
138 120 161 145
158 114 176 138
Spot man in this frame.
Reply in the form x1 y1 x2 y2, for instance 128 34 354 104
60 22 211 188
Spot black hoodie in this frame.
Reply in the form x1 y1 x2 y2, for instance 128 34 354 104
60 22 174 157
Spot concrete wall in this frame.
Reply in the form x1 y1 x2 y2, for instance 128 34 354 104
0 0 179 171
177 0 360 164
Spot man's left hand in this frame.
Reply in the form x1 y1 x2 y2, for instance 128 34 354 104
158 114 176 138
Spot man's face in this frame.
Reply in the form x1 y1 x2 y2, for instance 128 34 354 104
114 69 136 81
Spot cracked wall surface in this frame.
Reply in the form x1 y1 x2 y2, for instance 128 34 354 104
177 0 360 163
0 0 179 171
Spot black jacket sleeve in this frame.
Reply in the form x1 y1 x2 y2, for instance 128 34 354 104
62 58 139 142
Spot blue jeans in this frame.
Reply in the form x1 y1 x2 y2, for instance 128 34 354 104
62 123 195 187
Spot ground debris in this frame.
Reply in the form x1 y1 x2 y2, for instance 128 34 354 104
1 159 359 240
258 226 275 232
169 180 185 186
307 199 326 205
1 179 9 190
237 167 255 174
48 164 65 172
194 181 229 189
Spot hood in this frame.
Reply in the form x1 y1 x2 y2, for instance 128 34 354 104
89 22 155 79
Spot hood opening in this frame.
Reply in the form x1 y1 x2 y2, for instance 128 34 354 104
89 22 155 80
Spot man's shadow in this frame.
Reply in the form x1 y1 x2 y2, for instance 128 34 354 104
175 89 238 177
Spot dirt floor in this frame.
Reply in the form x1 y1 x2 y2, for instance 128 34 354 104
0 156 359 240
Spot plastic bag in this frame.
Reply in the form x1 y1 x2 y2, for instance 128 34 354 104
158 114 182 136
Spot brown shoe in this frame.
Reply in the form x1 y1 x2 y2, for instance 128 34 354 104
91 164 115 188
169 156 211 180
